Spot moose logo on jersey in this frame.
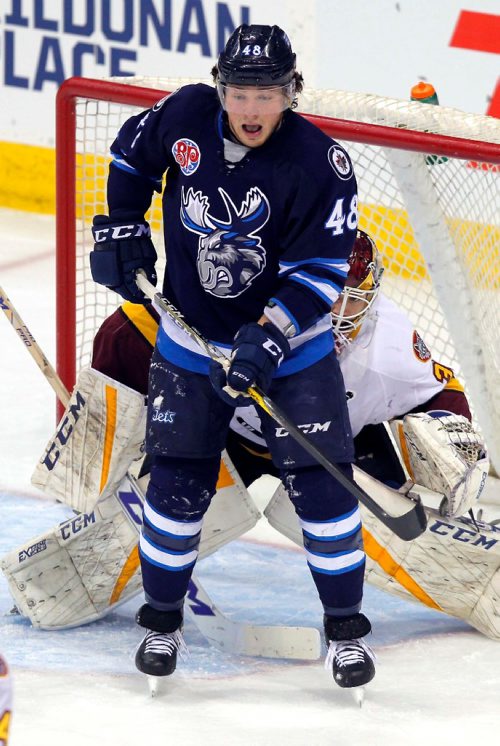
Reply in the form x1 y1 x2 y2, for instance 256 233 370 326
172 138 201 175
180 186 269 297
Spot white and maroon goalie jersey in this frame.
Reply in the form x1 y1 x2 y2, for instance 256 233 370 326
339 293 460 435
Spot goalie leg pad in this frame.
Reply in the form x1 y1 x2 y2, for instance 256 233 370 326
360 476 500 641
265 469 500 640
3 452 260 629
31 367 147 513
0 491 143 629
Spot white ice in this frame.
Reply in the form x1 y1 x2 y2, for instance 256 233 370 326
1 208 500 746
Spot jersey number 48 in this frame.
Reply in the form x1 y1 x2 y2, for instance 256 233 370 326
325 195 358 235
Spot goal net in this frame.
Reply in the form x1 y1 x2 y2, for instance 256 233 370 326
56 76 500 472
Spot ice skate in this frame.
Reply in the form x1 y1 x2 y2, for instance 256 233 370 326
324 613 375 706
135 605 186 695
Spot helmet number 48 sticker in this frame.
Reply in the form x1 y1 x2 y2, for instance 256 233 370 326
242 44 263 56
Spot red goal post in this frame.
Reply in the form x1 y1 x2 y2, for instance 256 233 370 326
55 76 500 472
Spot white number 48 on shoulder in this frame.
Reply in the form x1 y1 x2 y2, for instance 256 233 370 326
325 195 358 236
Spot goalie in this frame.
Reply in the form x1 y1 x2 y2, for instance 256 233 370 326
2 230 492 641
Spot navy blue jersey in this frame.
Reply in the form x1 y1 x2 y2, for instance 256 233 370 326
108 84 358 356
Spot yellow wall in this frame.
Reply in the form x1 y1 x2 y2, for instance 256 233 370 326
0 141 55 214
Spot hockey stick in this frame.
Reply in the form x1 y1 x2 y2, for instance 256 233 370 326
136 272 427 541
0 283 321 659
0 286 70 404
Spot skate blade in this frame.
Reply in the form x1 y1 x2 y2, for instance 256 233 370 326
147 675 165 698
351 686 365 707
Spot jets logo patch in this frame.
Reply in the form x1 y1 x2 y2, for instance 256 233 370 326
412 330 431 362
328 145 353 180
172 138 201 175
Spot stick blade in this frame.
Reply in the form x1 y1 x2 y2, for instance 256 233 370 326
354 466 428 541
238 624 322 660
187 576 322 659
387 498 428 541
198 616 322 660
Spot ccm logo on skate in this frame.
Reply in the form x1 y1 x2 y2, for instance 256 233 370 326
42 390 86 471
275 421 332 437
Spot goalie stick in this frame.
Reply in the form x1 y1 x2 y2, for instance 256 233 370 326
0 283 321 660
136 272 427 542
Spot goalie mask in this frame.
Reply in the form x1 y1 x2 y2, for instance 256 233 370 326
216 24 298 113
331 230 383 351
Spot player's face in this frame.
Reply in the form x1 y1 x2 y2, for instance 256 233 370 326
331 292 365 320
331 275 367 322
224 86 288 147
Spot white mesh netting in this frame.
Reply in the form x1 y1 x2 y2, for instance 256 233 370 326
62 76 500 470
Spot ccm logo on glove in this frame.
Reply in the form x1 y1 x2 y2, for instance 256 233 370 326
90 214 157 303
209 321 290 407
93 223 151 242
262 337 286 364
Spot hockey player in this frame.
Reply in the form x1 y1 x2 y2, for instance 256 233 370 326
89 24 374 691
329 230 487 513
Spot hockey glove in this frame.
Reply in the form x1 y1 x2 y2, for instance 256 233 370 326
90 214 157 302
210 322 290 407
401 411 489 517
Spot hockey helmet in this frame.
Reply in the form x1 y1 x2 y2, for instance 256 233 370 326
331 230 384 350
216 25 297 112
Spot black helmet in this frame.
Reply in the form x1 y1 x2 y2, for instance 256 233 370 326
217 24 296 87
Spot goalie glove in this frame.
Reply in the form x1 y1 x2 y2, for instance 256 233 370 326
400 411 489 517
